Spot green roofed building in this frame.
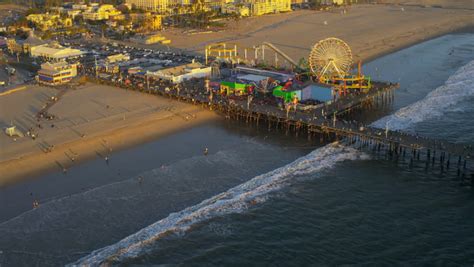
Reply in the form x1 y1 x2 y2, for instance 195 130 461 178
272 86 301 103
220 81 249 96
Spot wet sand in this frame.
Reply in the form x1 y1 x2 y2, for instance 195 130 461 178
2 2 473 185
160 3 473 63
1 32 473 266
0 83 218 186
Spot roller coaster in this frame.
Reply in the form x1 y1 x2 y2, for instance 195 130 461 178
205 38 371 91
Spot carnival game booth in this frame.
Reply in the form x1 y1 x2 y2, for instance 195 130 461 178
219 81 252 96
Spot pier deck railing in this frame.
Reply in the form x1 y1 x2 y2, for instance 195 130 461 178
86 76 473 181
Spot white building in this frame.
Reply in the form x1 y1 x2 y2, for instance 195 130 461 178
126 0 169 14
82 4 122 21
72 4 89 10
30 43 83 61
106 53 130 64
147 62 211 83
37 61 78 85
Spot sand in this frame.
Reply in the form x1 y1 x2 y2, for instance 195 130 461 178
0 3 27 12
2 1 473 185
377 0 474 9
0 83 218 186
160 3 473 64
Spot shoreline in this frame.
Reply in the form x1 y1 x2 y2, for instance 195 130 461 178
157 4 473 65
0 85 220 187
2 8 473 186
0 106 219 187
363 24 474 64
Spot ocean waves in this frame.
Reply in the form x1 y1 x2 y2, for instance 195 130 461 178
70 55 474 267
372 60 474 131
70 143 367 266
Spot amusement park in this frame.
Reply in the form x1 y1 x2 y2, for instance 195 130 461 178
203 37 374 113
100 35 467 166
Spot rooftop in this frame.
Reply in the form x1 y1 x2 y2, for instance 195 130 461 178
31 44 83 58
153 62 208 76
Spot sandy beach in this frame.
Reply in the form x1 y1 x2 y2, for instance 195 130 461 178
160 3 473 64
1 1 473 186
0 83 218 186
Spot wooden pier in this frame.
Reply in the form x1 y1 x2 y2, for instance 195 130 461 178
90 76 474 183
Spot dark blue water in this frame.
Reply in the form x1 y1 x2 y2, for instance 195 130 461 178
1 33 474 266
127 161 474 266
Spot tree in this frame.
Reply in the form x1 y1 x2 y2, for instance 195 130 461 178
44 0 61 9
25 7 41 15
298 57 309 70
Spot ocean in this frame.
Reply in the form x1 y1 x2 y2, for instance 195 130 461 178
0 33 473 266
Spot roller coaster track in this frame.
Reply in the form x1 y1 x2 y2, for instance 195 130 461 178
255 42 302 69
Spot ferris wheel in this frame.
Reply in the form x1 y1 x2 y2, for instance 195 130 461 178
308 38 353 79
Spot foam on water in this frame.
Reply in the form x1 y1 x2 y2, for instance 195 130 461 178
0 137 270 229
372 60 474 131
70 58 474 267
70 143 366 266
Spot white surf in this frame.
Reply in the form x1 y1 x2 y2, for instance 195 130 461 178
70 59 474 267
70 143 367 266
372 60 474 131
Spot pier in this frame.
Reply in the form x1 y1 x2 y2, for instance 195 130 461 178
90 75 473 182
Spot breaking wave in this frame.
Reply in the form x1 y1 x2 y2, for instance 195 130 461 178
71 58 474 267
70 143 367 266
372 60 474 131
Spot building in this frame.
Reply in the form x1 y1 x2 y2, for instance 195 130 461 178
126 0 170 14
272 86 299 102
221 4 250 16
30 43 83 61
26 13 73 31
83 4 122 21
67 9 82 19
106 53 130 64
147 61 211 83
72 4 89 10
202 0 224 10
291 0 307 5
300 83 335 103
321 0 345 4
249 0 291 16
220 81 250 95
7 32 47 54
26 14 58 31
273 82 335 103
37 61 77 85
